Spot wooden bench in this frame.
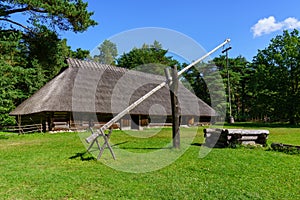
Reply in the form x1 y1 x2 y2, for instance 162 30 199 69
204 128 270 148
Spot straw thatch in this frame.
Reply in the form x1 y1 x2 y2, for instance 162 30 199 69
10 58 217 123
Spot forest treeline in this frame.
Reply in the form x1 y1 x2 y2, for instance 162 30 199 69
1 1 300 126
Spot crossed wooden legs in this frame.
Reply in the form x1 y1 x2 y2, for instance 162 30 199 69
87 128 116 160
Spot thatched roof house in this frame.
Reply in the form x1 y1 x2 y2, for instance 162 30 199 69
10 58 216 131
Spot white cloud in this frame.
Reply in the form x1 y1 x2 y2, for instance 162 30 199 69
283 17 300 29
251 16 300 37
251 16 283 37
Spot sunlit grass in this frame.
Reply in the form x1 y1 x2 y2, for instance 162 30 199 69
0 124 299 199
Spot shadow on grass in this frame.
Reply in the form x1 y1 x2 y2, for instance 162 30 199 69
120 142 204 149
191 143 203 147
69 152 96 161
111 141 128 147
119 146 173 150
224 122 300 128
0 135 9 140
110 141 173 150
69 142 129 161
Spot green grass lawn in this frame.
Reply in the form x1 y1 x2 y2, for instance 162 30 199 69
0 124 300 199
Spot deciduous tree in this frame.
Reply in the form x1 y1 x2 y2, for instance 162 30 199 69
93 40 118 65
213 55 251 121
251 29 300 124
117 41 179 75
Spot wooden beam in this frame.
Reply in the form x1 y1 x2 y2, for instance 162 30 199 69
170 65 181 149
17 115 23 135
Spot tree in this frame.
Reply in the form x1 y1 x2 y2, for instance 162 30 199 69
0 30 25 67
192 62 227 118
72 48 90 60
93 40 118 65
213 55 251 121
251 29 300 124
23 26 68 79
180 62 211 105
116 41 179 75
0 57 47 127
0 0 97 80
0 60 23 127
0 0 97 127
0 0 97 78
0 0 97 33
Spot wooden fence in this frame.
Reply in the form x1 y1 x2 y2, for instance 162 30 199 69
5 124 42 134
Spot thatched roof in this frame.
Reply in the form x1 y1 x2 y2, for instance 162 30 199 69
10 58 217 117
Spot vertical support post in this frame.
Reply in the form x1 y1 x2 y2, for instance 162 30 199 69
222 46 234 124
170 65 181 148
69 112 74 130
47 112 54 131
17 115 22 135
42 116 47 133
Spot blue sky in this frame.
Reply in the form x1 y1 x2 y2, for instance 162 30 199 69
61 0 300 62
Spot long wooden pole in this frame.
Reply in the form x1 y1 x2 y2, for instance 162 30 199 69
222 46 234 123
86 39 231 144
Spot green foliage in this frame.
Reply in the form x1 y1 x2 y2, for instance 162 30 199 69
0 60 43 127
117 41 179 75
0 62 20 126
0 30 25 66
179 55 251 121
251 29 300 124
24 25 70 79
0 27 70 127
180 62 210 104
0 1 95 127
181 62 227 117
213 55 251 121
93 39 118 65
72 48 90 59
0 0 97 33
